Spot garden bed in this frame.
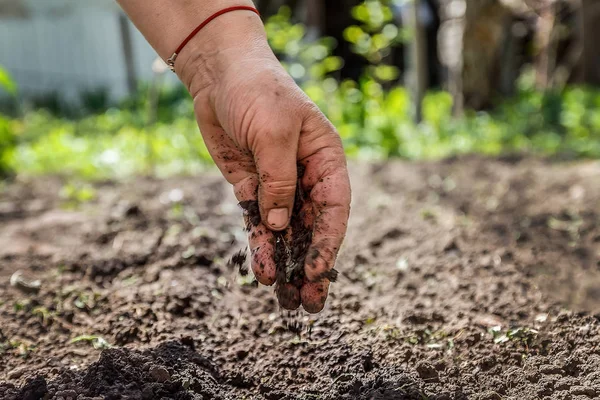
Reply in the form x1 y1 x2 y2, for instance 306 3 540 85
1 156 600 399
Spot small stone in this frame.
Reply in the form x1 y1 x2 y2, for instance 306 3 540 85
236 349 249 360
7 366 27 379
149 365 170 383
61 389 77 398
10 270 41 294
555 377 575 391
539 364 563 375
478 391 502 400
415 361 438 380
570 386 596 397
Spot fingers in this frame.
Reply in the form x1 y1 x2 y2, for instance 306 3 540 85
252 128 300 232
195 117 280 287
301 280 330 313
276 283 301 310
249 226 277 286
194 120 278 286
299 116 351 283
234 174 277 286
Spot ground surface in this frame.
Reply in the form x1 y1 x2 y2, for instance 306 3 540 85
2 156 600 400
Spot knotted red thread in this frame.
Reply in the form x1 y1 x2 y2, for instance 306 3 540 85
167 5 260 72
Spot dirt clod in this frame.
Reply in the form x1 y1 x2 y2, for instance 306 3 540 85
9 270 41 294
149 365 171 383
239 200 260 230
229 249 248 276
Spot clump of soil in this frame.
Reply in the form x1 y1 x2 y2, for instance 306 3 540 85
273 165 313 288
0 340 225 400
228 249 248 276
238 200 260 231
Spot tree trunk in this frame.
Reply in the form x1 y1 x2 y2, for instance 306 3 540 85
305 0 324 38
118 13 137 95
572 0 600 85
437 0 465 115
408 0 428 122
461 1 510 109
534 4 557 90
438 0 519 111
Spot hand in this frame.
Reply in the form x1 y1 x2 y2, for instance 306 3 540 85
176 12 351 313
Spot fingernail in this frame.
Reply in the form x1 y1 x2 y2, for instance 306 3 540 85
268 208 288 230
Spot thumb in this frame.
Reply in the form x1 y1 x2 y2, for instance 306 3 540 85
253 130 299 231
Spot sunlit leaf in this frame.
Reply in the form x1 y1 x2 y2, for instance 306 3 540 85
0 66 17 95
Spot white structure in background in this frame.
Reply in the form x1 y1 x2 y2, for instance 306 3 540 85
0 0 177 103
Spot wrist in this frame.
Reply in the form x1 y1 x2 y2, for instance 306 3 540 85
174 9 271 99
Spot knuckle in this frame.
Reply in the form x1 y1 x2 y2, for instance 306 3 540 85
249 118 299 154
261 128 292 147
261 180 297 200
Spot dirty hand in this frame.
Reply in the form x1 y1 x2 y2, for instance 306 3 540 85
176 11 351 313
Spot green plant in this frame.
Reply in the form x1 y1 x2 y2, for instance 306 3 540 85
60 182 97 208
490 326 538 347
265 6 343 83
344 0 405 82
0 66 17 96
71 335 111 350
0 115 16 176
9 110 211 179
0 66 17 176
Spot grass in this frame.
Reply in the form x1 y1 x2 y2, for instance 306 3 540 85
489 326 539 347
71 335 112 350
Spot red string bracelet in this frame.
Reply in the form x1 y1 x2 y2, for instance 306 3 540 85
167 5 260 72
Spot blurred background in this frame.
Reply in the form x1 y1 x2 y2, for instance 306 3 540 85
1 0 600 181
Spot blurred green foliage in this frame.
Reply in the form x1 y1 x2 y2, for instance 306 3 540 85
9 109 210 179
3 5 600 180
0 66 17 96
59 182 97 209
266 6 344 82
343 0 404 81
0 66 17 176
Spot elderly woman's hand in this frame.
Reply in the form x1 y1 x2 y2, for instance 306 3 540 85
117 2 351 313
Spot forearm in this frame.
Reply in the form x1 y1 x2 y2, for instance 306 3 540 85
117 0 268 92
117 0 259 58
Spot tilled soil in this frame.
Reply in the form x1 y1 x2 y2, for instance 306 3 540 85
2 156 600 400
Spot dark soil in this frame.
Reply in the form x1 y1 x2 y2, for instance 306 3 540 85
2 156 600 399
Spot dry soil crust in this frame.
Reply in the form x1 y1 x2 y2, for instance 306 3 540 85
2 156 600 400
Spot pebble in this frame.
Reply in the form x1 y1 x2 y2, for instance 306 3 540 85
236 349 249 360
570 386 596 397
478 391 502 400
55 389 78 399
7 366 27 379
149 365 170 383
415 361 438 380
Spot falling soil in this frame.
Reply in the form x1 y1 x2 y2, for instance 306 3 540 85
3 156 600 399
273 163 313 288
228 249 248 277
